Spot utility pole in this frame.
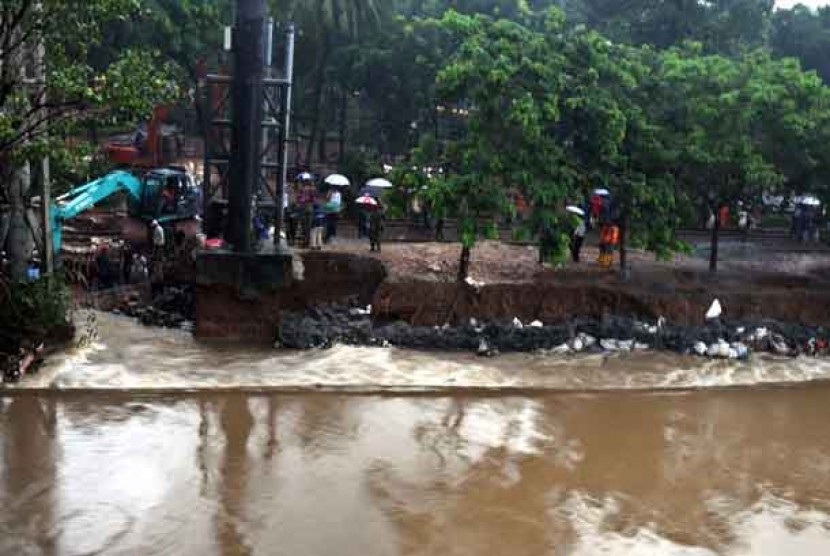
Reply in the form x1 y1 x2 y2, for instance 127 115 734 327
275 23 295 246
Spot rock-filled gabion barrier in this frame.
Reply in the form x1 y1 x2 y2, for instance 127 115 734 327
276 303 830 360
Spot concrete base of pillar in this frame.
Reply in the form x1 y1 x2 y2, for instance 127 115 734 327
195 248 294 297
194 248 293 341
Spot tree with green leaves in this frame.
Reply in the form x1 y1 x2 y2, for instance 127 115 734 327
269 0 388 165
565 0 774 54
772 5 830 85
427 8 689 278
578 41 683 275
428 10 577 279
328 14 452 161
92 0 232 135
749 53 830 201
658 47 785 271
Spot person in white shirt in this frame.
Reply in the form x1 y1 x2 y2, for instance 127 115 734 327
325 188 342 243
571 216 587 263
151 220 165 249
149 220 165 295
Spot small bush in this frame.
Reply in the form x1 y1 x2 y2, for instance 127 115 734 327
0 275 72 332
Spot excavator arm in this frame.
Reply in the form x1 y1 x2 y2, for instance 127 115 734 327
50 170 143 254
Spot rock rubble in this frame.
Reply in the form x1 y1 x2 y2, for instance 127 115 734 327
275 305 830 360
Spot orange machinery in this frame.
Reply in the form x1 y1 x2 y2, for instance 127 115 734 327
106 105 172 168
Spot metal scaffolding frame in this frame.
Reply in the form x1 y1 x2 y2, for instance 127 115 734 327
202 21 294 249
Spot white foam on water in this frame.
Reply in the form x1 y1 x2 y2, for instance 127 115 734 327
554 492 716 556
717 493 830 556
552 491 830 556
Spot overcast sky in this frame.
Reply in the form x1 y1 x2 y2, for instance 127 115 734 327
776 0 828 8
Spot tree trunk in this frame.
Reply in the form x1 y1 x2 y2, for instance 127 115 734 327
318 113 327 164
87 121 98 146
709 204 720 273
619 209 630 280
457 245 471 282
304 42 331 166
6 162 34 281
338 90 347 165
194 79 208 139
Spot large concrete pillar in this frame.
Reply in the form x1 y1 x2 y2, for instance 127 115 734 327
225 0 266 252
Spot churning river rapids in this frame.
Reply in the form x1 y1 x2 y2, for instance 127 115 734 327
2 311 830 555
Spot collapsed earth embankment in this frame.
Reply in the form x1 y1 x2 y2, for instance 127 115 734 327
189 242 830 359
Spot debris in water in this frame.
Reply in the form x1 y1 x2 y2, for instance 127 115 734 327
600 339 618 351
477 338 497 357
617 339 634 351
464 276 485 292
551 343 570 355
770 334 790 355
706 299 723 320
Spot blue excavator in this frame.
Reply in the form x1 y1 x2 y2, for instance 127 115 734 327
50 167 201 256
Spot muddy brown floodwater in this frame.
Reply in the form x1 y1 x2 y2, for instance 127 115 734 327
3 313 830 555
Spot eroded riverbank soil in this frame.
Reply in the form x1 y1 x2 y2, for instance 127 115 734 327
326 240 830 328
190 240 830 353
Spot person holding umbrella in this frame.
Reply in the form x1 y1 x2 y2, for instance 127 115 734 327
566 205 587 263
368 205 385 253
323 174 348 243
590 192 603 228
358 178 393 239
309 200 327 250
356 193 383 252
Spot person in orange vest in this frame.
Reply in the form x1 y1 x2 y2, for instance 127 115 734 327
598 221 620 268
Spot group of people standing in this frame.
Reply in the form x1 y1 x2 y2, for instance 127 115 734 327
284 172 387 253
792 201 822 242
539 189 620 269
284 176 343 250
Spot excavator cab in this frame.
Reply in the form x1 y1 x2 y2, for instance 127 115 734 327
135 167 201 222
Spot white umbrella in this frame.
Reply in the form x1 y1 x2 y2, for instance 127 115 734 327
593 188 610 196
366 177 394 189
324 174 350 187
297 172 315 182
797 195 821 206
566 205 586 217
